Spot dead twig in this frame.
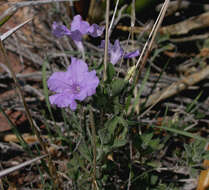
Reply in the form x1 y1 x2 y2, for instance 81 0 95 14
0 154 47 178
0 18 33 41
117 11 209 37
161 11 209 35
142 64 209 108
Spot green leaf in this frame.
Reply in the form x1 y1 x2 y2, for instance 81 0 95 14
150 139 163 150
78 141 92 162
112 118 128 148
67 153 80 180
118 117 128 128
151 175 158 185
151 125 209 143
106 62 116 82
203 152 209 160
105 116 120 135
132 66 150 111
42 60 55 121
98 127 112 145
186 91 202 113
99 116 128 147
111 78 127 97
112 138 127 148
195 111 205 119
141 133 153 148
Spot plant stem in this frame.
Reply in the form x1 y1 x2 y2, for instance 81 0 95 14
90 107 97 190
88 0 96 22
103 0 110 81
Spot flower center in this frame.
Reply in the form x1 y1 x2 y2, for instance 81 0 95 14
72 84 80 94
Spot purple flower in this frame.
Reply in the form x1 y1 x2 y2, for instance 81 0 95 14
110 40 124 65
100 40 140 65
124 50 140 59
52 22 71 38
88 24 105 38
70 15 90 35
47 57 99 110
52 15 104 42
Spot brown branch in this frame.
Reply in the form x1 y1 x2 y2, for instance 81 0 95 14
142 64 209 108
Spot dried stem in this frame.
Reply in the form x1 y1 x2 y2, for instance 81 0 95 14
128 0 170 83
88 0 96 22
131 0 136 66
90 107 97 190
131 0 136 47
135 0 170 83
103 0 110 81
127 140 133 190
108 0 120 34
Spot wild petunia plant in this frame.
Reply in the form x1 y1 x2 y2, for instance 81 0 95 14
46 14 176 190
47 14 138 189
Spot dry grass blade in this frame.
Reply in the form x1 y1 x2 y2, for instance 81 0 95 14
0 154 47 178
108 0 120 34
0 18 33 41
128 0 170 83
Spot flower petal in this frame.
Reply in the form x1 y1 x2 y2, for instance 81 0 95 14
52 22 71 38
67 57 88 83
47 71 71 93
110 40 124 65
70 31 83 41
88 24 104 37
49 93 75 108
99 40 112 50
70 15 90 35
124 50 140 59
80 70 99 97
69 100 77 110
